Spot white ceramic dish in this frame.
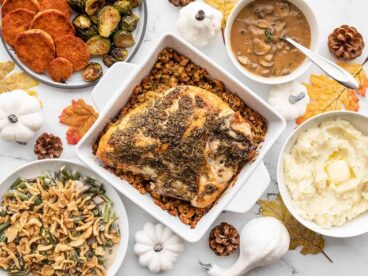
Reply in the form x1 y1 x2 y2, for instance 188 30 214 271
0 0 147 89
278 111 368 238
0 159 129 275
224 0 320 85
76 33 286 242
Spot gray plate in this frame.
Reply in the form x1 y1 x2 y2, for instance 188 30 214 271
0 0 147 89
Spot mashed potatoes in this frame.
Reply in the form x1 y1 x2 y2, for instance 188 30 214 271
284 119 368 228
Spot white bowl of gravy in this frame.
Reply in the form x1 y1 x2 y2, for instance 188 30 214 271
225 0 319 85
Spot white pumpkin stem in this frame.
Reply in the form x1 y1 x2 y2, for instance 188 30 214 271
7 114 18 124
195 10 206 21
153 243 163 252
289 92 305 104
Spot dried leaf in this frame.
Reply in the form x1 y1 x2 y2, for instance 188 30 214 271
59 99 98 145
258 194 331 261
204 0 239 28
0 72 39 93
0 61 15 80
296 63 367 124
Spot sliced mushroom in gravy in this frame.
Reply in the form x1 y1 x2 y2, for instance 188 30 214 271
231 0 311 77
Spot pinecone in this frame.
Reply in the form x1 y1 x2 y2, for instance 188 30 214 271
168 0 194 7
328 25 364 60
34 133 63 160
209 222 240 256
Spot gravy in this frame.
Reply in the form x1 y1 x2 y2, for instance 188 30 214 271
231 0 311 77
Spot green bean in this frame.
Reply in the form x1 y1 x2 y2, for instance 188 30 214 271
102 204 111 222
6 190 28 201
10 177 26 189
0 234 7 243
10 272 28 276
101 194 112 204
0 222 10 233
0 210 7 217
73 216 85 223
97 256 105 264
33 196 42 206
105 240 113 247
71 170 81 180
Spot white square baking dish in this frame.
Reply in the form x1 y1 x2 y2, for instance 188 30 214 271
77 33 286 242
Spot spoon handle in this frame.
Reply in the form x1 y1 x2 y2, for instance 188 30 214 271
283 36 359 90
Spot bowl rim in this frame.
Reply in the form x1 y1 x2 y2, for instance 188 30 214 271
277 111 368 238
224 0 320 85
0 159 129 275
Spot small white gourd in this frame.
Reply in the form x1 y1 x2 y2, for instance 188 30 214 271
177 2 223 48
200 217 290 276
0 90 43 143
134 222 185 273
267 81 310 120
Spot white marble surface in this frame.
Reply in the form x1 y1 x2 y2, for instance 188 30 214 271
1 0 368 275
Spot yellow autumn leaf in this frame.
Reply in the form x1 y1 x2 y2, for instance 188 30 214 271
0 61 15 80
0 72 39 93
296 63 367 124
258 194 332 262
204 0 239 28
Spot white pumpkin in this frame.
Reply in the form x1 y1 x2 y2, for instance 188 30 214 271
0 90 43 143
177 2 223 48
267 81 310 120
134 222 185 273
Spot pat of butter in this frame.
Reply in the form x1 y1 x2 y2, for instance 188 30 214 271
326 159 351 184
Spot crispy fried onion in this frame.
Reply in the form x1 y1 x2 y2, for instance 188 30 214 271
0 170 121 275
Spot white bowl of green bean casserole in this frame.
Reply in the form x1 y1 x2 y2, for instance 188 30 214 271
0 159 129 276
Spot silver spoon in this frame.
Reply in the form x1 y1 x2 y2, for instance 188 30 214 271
281 35 359 90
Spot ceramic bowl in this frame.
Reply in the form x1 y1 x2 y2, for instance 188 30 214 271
224 0 320 85
0 159 129 275
278 111 368 238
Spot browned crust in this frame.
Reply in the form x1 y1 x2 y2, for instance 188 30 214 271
30 9 74 40
47 57 73 82
54 35 90 71
1 8 35 47
93 48 268 228
38 0 71 18
1 0 39 17
14 29 55 73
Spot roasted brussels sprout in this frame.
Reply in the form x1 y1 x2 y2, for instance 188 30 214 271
86 35 111 56
110 47 128 61
73 14 92 29
76 26 98 41
121 13 139 32
113 0 132 15
129 0 141 8
68 0 87 13
103 55 116 67
82 62 103 82
89 14 99 24
85 0 105 15
98 6 121 37
113 29 135 48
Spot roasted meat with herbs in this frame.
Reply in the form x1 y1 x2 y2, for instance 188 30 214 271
96 86 255 208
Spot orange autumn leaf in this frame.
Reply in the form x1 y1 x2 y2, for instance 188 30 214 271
296 63 368 125
59 99 98 145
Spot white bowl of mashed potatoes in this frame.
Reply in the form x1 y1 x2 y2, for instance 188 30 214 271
278 111 368 237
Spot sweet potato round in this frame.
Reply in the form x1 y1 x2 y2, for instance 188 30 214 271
14 29 55 73
30 9 74 40
2 8 35 47
1 0 39 17
38 0 71 18
55 35 90 71
47 57 74 82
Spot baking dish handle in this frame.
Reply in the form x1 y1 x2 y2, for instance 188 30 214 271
91 62 138 112
224 162 270 213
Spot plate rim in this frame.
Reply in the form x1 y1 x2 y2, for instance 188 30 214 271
0 0 148 89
